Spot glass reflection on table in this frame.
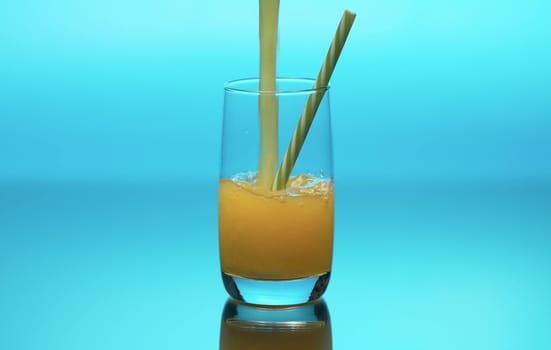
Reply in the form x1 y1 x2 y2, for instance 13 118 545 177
219 299 332 350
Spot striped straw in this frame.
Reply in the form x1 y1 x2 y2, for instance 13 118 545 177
272 10 356 191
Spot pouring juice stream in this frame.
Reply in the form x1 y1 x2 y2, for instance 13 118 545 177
256 0 279 189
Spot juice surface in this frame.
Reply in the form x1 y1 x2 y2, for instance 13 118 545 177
219 175 334 280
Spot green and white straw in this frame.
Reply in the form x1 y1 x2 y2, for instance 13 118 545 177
272 10 357 191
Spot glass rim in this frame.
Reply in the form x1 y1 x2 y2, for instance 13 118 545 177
224 77 329 95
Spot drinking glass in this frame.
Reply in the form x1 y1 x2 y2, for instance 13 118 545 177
219 77 334 305
219 299 332 350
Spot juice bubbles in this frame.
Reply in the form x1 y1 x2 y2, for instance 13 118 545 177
219 175 334 281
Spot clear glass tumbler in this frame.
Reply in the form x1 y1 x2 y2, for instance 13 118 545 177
219 77 334 305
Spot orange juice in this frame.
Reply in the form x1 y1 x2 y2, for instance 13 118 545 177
219 175 334 280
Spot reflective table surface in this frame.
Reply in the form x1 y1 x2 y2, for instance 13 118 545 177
1 180 550 349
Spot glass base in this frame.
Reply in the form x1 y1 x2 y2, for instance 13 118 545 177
222 272 331 306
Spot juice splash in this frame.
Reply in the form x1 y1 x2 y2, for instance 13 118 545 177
256 0 280 189
219 174 334 280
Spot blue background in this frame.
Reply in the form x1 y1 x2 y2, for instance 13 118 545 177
1 0 550 349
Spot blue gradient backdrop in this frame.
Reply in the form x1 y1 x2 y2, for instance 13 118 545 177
1 1 550 349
